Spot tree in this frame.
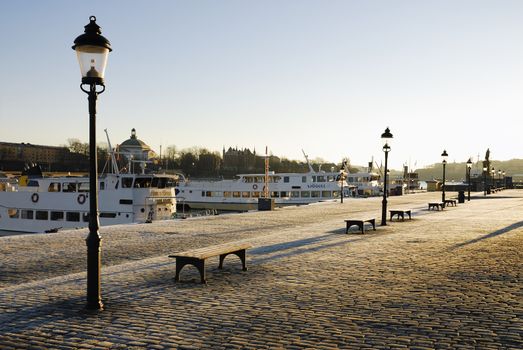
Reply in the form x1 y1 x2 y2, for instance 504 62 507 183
67 138 88 155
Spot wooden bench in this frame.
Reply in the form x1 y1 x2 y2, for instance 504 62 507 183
345 219 376 234
389 209 412 221
168 242 253 284
444 199 457 207
428 202 444 211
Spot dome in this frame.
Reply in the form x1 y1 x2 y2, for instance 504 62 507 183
118 128 157 162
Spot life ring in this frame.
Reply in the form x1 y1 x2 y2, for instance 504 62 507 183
77 194 86 205
31 193 39 203
252 184 258 190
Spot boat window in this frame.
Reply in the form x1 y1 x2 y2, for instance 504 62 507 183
332 191 339 198
100 212 117 218
134 177 152 188
36 211 48 220
206 191 212 197
122 177 133 188
100 182 105 190
284 176 289 183
201 191 205 197
244 177 252 183
48 182 61 192
252 191 260 198
27 180 39 187
21 210 34 219
242 192 250 198
63 182 77 192
311 191 320 198
152 177 169 188
212 192 223 197
233 191 240 198
348 177 355 183
224 191 231 197
120 199 133 205
78 183 89 192
280 191 288 198
327 176 334 182
317 176 325 182
302 176 307 183
83 213 89 222
301 191 310 198
322 191 331 198
271 191 279 198
51 211 64 221
255 177 264 183
291 191 300 198
8 208 19 218
66 212 80 222
312 176 316 182
165 178 177 188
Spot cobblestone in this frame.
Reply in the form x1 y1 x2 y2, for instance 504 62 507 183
0 191 522 348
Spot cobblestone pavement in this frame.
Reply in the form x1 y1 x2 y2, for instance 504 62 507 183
0 191 521 349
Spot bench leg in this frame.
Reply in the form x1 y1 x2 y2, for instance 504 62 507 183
359 223 364 234
407 211 411 220
175 257 206 284
219 249 248 271
370 219 376 231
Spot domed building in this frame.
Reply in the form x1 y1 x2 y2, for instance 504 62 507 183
117 128 158 173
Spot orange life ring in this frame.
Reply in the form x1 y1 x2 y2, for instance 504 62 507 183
77 194 86 205
253 184 258 190
31 193 39 203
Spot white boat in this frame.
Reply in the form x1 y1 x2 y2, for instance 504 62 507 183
0 132 177 234
0 166 178 234
176 158 381 211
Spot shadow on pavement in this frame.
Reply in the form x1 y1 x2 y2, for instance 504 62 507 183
450 220 523 250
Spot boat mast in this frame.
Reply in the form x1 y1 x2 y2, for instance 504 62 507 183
264 146 269 199
104 129 120 175
302 149 314 173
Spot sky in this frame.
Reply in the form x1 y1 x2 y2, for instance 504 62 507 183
1 0 522 170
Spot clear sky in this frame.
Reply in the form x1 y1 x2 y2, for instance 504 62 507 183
1 0 522 170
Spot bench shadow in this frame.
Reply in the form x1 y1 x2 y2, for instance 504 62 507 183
449 220 523 250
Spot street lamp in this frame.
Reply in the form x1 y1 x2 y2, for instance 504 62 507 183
73 16 112 311
441 150 448 205
381 127 393 226
498 170 502 189
491 167 495 190
483 165 487 196
466 158 472 201
339 168 344 203
502 171 506 188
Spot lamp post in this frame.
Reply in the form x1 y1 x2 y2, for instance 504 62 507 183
483 166 487 196
381 127 393 226
73 16 112 311
441 150 448 206
491 167 495 190
339 169 344 203
498 170 502 189
466 158 472 201
502 171 506 188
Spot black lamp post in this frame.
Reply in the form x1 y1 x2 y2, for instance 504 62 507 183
491 167 495 190
498 170 502 189
441 150 448 205
73 16 112 311
339 168 344 203
381 127 393 226
466 158 472 201
502 171 506 188
483 166 487 196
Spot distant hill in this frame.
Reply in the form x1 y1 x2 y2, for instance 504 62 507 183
412 159 523 181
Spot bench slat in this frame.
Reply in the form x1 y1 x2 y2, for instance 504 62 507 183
169 242 253 260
